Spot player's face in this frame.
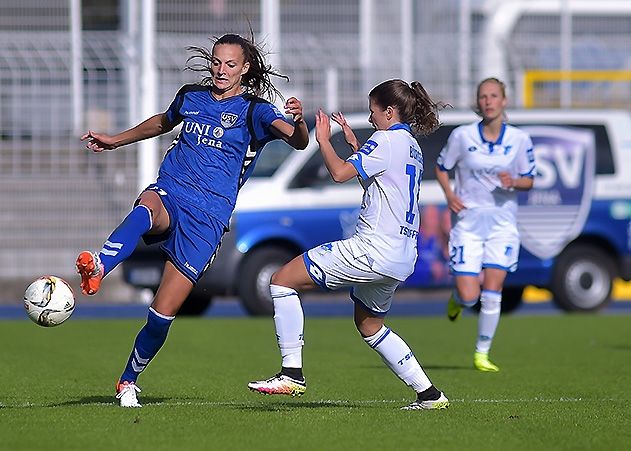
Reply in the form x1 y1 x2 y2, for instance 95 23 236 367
367 98 390 130
211 43 250 96
477 81 507 121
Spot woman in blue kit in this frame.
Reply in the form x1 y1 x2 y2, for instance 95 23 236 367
76 33 309 407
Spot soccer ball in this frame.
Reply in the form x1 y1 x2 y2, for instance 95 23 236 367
24 276 75 327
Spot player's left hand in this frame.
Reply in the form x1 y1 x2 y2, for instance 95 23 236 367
332 112 359 151
284 97 304 124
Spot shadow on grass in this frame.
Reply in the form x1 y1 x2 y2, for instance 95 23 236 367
48 395 169 408
422 364 473 370
608 344 631 351
0 397 401 410
360 363 471 371
235 400 382 411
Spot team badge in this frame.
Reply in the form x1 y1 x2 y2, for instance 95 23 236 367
220 112 238 128
516 126 595 260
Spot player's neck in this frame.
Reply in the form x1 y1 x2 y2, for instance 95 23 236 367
481 117 504 142
212 85 243 100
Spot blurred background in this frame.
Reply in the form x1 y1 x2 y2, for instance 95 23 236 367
1 0 630 303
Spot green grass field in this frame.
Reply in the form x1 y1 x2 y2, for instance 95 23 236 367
1 314 629 450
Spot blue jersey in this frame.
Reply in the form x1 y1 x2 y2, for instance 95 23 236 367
158 84 288 226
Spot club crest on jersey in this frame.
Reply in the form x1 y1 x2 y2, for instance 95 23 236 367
516 126 595 260
221 112 238 128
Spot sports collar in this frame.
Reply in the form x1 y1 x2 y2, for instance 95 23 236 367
477 121 506 145
388 123 412 133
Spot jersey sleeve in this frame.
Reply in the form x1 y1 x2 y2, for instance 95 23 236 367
515 132 536 178
251 101 290 142
164 85 187 127
436 127 462 171
346 131 391 180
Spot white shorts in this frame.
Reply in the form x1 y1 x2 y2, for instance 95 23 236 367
448 207 520 276
304 237 399 316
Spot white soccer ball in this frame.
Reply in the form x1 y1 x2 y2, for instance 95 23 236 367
24 276 75 327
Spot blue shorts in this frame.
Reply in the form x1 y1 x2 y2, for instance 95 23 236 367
140 183 226 284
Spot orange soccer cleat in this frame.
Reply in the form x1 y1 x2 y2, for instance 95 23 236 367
75 251 104 295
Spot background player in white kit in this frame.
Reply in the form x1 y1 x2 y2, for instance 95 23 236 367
436 77 536 372
248 79 450 410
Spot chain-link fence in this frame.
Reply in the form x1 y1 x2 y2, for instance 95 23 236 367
1 0 630 301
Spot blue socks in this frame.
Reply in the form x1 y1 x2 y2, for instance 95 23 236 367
99 205 152 276
120 307 174 383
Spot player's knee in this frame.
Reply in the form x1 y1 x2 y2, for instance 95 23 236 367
457 287 480 303
270 269 285 286
145 308 174 339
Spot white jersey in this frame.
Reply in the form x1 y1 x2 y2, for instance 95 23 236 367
437 121 536 213
346 123 423 281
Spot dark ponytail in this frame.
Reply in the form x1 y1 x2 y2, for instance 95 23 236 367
369 79 447 136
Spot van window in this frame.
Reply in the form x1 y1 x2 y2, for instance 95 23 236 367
290 128 373 188
590 125 615 174
287 120 618 187
251 140 295 178
421 122 616 177
515 123 615 175
417 125 458 180
290 125 461 187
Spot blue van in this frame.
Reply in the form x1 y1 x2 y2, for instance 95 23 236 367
122 110 631 315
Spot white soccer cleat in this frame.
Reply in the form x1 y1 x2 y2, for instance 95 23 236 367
116 381 142 408
248 373 306 397
401 392 450 410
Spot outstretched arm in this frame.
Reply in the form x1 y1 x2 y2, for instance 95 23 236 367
316 110 358 183
80 113 174 152
270 96 309 150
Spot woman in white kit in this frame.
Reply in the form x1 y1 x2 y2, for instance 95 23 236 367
436 77 536 372
248 79 450 410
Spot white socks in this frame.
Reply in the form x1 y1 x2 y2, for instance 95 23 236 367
476 289 502 354
363 325 432 393
270 284 304 369
270 283 435 393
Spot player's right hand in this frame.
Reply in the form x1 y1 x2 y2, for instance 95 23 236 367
80 131 117 152
446 193 465 214
315 109 331 144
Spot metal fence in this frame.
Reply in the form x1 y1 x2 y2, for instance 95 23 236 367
1 0 630 299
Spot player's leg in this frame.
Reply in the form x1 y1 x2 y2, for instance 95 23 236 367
76 189 169 295
472 268 506 372
247 254 315 397
117 209 222 407
446 211 484 321
116 261 193 407
353 282 449 410
448 275 481 321
474 212 520 371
